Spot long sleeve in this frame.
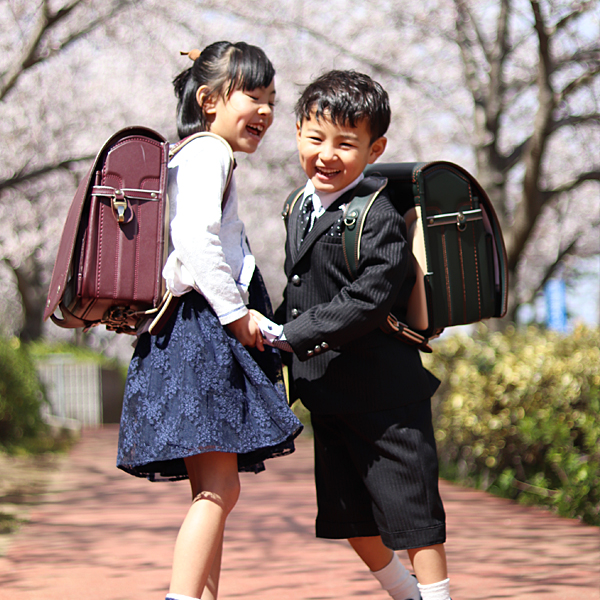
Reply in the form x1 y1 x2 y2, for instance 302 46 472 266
162 135 254 325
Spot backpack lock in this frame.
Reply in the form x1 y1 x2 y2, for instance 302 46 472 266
111 190 128 223
456 211 467 232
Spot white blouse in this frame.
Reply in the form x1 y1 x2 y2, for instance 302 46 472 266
162 135 255 325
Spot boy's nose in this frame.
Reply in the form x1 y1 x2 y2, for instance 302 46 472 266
319 144 336 161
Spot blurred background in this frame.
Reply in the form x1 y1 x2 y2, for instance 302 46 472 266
0 0 598 355
0 0 599 528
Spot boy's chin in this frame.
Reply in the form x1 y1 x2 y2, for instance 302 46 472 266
310 176 345 194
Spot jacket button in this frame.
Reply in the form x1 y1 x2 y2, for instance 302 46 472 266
314 345 321 354
321 342 329 350
291 308 299 318
291 274 301 286
306 349 314 357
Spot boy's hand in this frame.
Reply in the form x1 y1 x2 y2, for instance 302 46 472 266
226 312 264 351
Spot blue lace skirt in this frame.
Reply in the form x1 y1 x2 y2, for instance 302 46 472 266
117 271 302 481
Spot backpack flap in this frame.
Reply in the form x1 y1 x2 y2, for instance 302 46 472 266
360 162 508 343
44 159 101 326
45 126 170 332
411 161 508 333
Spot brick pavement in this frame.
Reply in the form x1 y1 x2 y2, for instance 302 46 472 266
0 426 598 600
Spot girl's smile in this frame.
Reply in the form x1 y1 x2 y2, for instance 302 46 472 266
204 81 276 153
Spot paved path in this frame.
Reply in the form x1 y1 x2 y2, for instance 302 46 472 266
0 426 598 600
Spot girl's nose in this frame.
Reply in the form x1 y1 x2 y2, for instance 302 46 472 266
258 103 273 116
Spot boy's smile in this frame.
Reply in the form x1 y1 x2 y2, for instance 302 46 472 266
296 111 386 194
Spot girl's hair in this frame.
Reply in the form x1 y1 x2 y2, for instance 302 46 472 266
173 41 275 140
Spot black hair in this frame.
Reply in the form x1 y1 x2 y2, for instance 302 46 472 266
295 70 390 142
173 41 275 140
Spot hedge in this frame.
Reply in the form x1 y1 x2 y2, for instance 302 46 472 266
423 325 600 526
0 338 49 451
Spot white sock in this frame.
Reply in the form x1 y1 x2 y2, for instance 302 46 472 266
165 594 201 600
371 552 421 600
417 577 451 600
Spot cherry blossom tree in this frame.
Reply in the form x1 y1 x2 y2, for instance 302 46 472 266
0 0 597 346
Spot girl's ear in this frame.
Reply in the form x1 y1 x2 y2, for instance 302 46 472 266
367 136 387 164
196 85 217 115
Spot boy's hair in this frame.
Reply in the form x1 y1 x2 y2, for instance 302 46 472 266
295 70 390 142
173 41 275 140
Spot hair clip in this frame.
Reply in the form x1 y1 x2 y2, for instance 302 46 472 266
180 49 201 61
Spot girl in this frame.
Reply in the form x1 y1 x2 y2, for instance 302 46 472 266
116 41 302 600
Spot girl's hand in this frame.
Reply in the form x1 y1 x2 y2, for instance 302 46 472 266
226 312 264 351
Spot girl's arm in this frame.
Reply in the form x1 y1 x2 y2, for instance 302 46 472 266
168 136 261 347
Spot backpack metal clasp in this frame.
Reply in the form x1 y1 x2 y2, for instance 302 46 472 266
112 189 127 223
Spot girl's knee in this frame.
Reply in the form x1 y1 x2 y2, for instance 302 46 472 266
191 473 240 514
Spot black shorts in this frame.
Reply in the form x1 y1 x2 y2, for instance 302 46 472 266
311 399 446 550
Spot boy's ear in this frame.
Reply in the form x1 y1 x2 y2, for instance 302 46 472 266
296 120 303 142
197 85 217 115
367 136 387 164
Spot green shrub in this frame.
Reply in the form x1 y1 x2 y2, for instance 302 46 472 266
424 325 600 525
0 338 49 451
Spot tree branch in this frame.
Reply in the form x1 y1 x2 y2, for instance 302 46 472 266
548 0 597 36
0 155 94 193
539 170 600 204
1 0 137 101
559 63 600 101
521 219 600 305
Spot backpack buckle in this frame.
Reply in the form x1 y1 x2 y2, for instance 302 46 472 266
111 190 127 223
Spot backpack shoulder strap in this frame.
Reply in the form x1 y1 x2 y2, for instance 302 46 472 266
281 186 305 227
169 132 236 206
341 176 387 279
342 174 432 353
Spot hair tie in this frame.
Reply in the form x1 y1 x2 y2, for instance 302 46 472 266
180 49 201 61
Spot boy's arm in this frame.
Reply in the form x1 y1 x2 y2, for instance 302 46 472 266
283 195 409 360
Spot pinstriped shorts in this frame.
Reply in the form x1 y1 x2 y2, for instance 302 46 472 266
311 399 446 550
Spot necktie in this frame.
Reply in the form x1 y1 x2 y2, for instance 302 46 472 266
299 195 314 243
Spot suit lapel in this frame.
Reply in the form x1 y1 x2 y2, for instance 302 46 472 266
291 194 350 267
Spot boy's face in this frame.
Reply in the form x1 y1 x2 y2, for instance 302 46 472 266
296 110 386 195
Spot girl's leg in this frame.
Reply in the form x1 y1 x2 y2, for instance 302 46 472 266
169 451 240 599
202 531 223 600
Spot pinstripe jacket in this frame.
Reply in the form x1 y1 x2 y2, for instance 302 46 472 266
275 175 440 415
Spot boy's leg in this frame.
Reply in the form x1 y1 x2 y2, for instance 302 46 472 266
348 535 393 571
407 544 447 584
349 536 420 600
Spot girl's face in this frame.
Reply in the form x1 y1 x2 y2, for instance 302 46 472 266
204 80 276 153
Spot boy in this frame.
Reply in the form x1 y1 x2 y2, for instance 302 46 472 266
255 70 451 600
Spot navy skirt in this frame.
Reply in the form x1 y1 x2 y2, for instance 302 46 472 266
117 271 302 481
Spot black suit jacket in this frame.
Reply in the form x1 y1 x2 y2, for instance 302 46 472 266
275 176 440 415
